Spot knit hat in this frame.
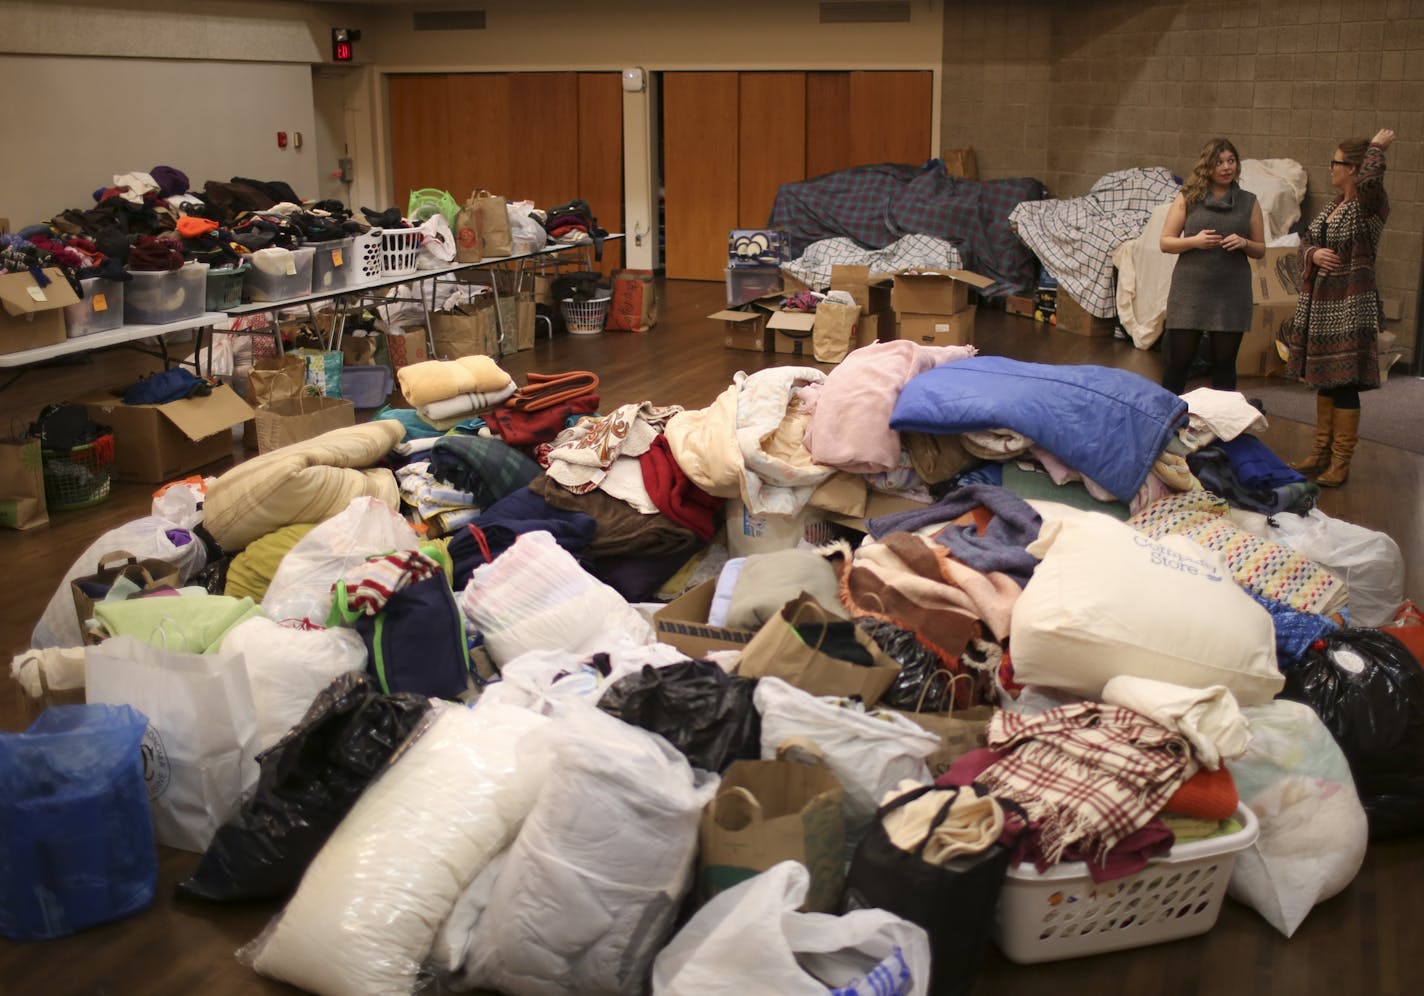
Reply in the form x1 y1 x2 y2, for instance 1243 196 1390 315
177 216 219 239
151 165 190 198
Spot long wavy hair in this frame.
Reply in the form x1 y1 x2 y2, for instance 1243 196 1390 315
1180 138 1240 209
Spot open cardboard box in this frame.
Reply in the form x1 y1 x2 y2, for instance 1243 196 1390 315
1238 247 1302 376
709 299 775 352
890 268 994 316
0 267 79 354
654 578 759 659
81 383 253 483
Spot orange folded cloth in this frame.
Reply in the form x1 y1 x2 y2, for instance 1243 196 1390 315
506 370 600 412
1163 765 1239 820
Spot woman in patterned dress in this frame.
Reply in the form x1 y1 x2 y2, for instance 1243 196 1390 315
1284 127 1396 487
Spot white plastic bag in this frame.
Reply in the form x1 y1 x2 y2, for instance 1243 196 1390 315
33 516 209 648
475 643 689 713
85 635 259 853
458 704 717 995
416 214 457 269
506 200 548 252
754 677 938 849
246 703 552 996
1226 700 1368 937
1228 507 1405 627
219 617 368 750
652 861 931 996
150 477 212 530
261 497 420 626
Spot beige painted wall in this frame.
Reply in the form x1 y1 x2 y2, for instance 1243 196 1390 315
942 0 1423 354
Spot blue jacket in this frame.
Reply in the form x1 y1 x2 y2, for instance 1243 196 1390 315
890 356 1187 502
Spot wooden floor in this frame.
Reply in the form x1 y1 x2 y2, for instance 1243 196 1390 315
0 279 1418 995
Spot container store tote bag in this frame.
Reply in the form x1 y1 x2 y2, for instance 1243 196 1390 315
86 636 259 853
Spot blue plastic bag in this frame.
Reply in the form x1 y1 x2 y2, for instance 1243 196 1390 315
0 704 157 940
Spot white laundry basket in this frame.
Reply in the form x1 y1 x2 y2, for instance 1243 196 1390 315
354 231 384 281
559 296 611 335
992 804 1259 963
380 229 423 276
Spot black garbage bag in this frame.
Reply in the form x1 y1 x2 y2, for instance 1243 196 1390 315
597 659 760 773
860 617 952 711
176 672 430 902
1283 627 1424 838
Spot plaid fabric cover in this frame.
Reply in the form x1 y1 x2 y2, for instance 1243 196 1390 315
768 161 1047 294
1127 490 1346 615
980 703 1192 865
782 233 963 291
1009 167 1181 318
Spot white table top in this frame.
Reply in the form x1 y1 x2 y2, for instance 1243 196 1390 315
0 312 226 369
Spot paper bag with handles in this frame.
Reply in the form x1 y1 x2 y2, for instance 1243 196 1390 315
889 671 994 778
737 593 900 707
431 301 499 359
71 550 182 644
473 189 512 256
698 750 846 912
0 434 47 530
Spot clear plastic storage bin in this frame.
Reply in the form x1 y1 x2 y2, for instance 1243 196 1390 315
124 262 209 325
244 247 316 303
311 238 357 292
992 804 1259 963
725 265 783 307
204 264 248 312
64 277 125 337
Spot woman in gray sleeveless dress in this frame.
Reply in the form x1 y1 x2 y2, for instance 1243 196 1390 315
1159 138 1266 395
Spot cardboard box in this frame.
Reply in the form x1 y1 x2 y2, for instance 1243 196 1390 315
897 309 976 347
830 265 893 316
769 308 817 356
709 307 772 352
0 268 79 354
1053 290 1116 337
890 269 994 316
856 311 889 348
1238 246 1301 376
654 578 758 659
81 383 253 483
1005 294 1036 319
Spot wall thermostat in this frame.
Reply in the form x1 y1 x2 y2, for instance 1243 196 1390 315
621 67 646 93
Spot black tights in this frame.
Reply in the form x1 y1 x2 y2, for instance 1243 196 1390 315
1321 385 1361 409
1161 329 1244 395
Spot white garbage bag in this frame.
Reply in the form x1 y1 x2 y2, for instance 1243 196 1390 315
652 861 931 996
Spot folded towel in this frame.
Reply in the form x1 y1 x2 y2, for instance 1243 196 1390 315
398 356 513 408
418 381 518 423
506 370 600 412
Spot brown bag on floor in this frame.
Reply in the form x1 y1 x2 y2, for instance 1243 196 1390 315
889 672 994 778
516 289 536 350
737 593 900 707
0 434 47 530
812 299 862 364
607 270 659 332
473 190 512 256
246 355 308 406
431 301 498 359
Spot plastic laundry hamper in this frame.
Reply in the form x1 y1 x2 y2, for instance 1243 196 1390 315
354 231 384 281
42 433 114 511
381 229 423 277
992 804 1259 963
560 296 612 335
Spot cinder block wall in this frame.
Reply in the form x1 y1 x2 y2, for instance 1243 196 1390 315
943 0 1423 354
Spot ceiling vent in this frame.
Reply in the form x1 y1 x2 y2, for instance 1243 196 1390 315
412 10 486 31
819 1 911 23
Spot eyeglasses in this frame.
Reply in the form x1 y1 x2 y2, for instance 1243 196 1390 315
1329 160 1352 168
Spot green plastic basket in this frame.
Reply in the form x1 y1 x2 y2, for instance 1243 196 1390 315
42 433 114 511
407 188 460 226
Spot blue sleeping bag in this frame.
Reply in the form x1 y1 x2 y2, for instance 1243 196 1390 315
890 356 1187 501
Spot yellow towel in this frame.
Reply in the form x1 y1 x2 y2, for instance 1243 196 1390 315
397 356 512 408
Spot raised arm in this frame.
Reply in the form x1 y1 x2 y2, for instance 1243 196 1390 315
1357 128 1394 220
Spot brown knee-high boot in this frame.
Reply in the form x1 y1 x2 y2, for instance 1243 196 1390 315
1316 407 1360 487
1290 394 1334 474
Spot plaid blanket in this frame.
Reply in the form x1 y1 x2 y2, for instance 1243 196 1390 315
769 161 1046 293
979 703 1192 865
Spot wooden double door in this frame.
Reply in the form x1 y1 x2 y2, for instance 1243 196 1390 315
387 71 624 270
663 70 933 281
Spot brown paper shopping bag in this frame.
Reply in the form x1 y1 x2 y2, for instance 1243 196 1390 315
607 269 659 332
0 434 47 530
431 302 498 359
254 396 355 454
698 756 845 912
812 299 862 364
737 593 900 707
71 550 182 643
890 672 994 778
473 190 512 256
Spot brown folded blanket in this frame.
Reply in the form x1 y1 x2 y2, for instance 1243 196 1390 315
506 370 601 412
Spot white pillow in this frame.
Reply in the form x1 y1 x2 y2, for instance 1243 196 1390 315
246 703 551 995
1010 512 1283 705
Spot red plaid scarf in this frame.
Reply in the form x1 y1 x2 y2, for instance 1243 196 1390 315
979 703 1191 865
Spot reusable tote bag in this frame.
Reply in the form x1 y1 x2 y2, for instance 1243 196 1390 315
86 635 259 853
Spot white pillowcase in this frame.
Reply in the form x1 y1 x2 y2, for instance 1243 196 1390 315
1010 512 1283 705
